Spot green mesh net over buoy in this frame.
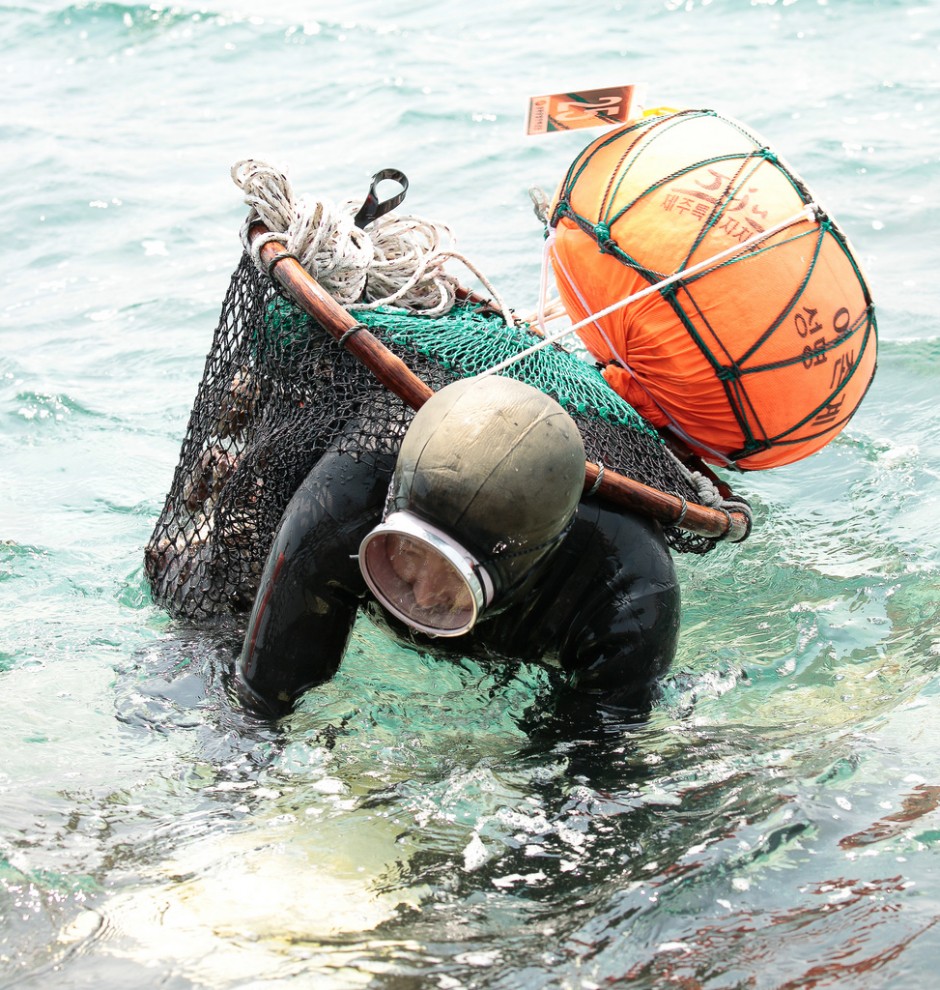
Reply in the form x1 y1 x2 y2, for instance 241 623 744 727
548 108 877 470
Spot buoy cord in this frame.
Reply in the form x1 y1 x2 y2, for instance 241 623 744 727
479 204 818 378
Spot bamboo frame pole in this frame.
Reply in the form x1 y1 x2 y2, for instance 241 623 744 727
248 222 749 543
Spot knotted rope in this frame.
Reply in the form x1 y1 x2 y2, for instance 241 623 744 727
231 159 513 325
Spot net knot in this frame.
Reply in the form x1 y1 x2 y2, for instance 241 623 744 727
594 221 613 248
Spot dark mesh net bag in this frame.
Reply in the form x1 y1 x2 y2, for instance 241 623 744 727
146 253 728 621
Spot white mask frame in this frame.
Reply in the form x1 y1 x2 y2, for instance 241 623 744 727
359 511 496 637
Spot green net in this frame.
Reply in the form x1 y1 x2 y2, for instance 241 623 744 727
264 295 664 436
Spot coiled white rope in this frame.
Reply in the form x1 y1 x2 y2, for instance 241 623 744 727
231 159 513 325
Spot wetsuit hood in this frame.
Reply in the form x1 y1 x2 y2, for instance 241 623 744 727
386 375 586 600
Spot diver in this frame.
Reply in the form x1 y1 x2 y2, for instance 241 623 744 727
235 374 681 719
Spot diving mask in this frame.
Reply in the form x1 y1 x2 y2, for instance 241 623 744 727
359 510 495 637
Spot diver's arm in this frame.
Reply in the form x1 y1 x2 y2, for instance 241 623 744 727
236 449 395 717
558 504 681 712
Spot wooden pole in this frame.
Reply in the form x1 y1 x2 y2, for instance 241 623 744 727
248 222 750 543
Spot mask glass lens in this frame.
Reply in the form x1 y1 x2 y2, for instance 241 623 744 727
360 530 482 636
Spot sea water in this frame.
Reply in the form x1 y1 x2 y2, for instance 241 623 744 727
2 0 939 987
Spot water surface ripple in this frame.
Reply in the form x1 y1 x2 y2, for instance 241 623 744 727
2 1 939 987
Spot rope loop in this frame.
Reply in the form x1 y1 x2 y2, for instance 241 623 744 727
715 506 734 539
246 229 287 272
586 460 606 497
719 498 754 543
338 324 367 349
673 496 688 527
231 158 513 325
263 250 302 279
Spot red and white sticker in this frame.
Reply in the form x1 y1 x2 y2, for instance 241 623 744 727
526 85 642 135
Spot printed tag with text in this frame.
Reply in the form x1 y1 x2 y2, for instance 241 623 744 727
526 85 640 135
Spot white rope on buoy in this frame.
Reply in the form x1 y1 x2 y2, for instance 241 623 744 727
230 159 513 325
478 202 821 378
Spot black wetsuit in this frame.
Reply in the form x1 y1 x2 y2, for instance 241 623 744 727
236 444 681 718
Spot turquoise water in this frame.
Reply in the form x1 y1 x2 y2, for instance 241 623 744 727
2 0 939 986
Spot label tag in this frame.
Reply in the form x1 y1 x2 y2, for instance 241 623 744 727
525 85 641 135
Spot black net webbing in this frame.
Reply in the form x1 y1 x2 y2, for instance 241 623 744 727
146 254 714 621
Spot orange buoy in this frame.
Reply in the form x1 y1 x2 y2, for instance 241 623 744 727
548 109 877 470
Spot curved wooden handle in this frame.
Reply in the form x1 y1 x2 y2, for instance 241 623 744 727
248 222 749 543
